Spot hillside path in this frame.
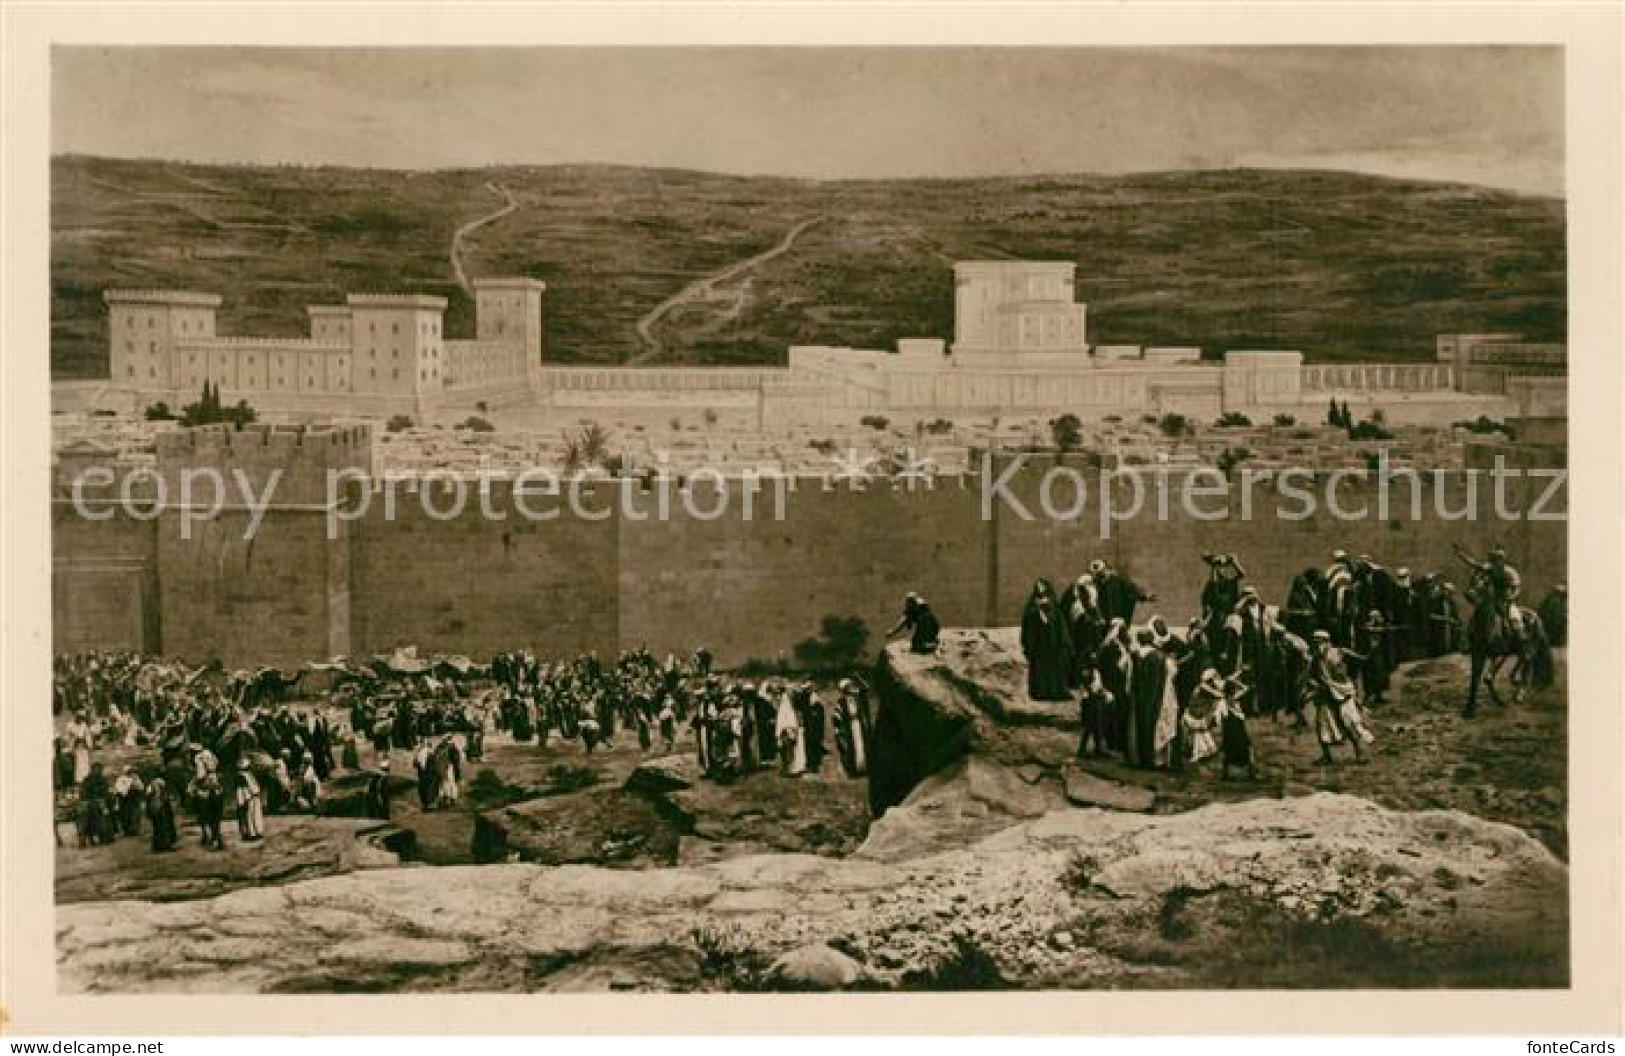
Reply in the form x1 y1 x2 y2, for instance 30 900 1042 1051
629 215 825 364
450 182 520 295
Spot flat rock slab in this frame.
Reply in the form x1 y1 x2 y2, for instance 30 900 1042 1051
56 792 1569 993
1062 766 1156 813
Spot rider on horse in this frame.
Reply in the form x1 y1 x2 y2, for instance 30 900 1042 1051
1453 544 1523 638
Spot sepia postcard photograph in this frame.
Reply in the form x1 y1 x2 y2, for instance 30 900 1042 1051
2 1 1622 1040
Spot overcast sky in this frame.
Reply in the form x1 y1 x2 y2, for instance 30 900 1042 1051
53 47 1564 195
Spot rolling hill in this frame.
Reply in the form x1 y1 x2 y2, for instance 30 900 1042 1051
50 155 1566 378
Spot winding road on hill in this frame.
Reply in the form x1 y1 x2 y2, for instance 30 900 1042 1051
450 182 520 295
628 215 826 364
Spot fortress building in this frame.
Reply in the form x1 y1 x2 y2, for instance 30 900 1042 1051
105 277 545 418
96 261 1563 428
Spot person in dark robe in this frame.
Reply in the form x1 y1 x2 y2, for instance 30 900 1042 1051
580 715 603 755
370 706 395 759
1224 589 1269 710
78 763 114 846
511 694 535 743
1426 580 1465 657
364 760 394 820
340 727 362 771
753 688 778 765
1407 573 1438 659
1095 561 1156 627
145 774 179 852
1538 584 1567 648
887 593 941 654
190 762 226 851
635 706 654 752
1125 630 1168 769
909 600 941 654
801 684 827 772
412 740 435 811
737 687 758 772
692 688 714 773
1060 573 1104 684
1218 676 1257 780
114 766 145 836
1200 553 1247 627
392 701 415 750
1355 609 1392 706
1020 580 1075 702
1387 569 1417 664
1075 669 1113 760
1171 619 1207 716
308 711 334 780
833 678 872 777
1096 620 1132 754
53 737 74 792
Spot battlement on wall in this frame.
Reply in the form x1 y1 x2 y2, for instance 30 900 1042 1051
104 290 223 308
345 293 449 310
176 336 348 350
155 423 374 504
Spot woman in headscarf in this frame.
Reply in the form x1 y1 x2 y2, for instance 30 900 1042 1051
1021 579 1075 702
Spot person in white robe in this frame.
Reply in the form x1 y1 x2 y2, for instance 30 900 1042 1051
774 686 807 776
234 761 265 841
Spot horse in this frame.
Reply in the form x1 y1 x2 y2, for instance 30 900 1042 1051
1464 569 1554 718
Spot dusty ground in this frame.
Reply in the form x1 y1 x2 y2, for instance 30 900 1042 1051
1079 650 1569 858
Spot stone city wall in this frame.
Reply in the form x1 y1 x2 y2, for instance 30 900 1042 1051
54 455 1567 668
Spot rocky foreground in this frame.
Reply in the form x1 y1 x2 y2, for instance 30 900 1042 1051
56 791 1567 992
56 631 1569 992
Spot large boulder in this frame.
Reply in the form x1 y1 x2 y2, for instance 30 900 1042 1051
1062 766 1155 813
765 943 867 990
857 756 1062 862
625 754 702 798
869 630 1081 817
471 788 681 868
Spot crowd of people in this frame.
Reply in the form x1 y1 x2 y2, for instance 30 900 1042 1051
996 546 1566 775
52 642 876 857
50 541 1566 860
486 648 873 781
